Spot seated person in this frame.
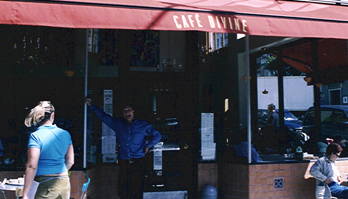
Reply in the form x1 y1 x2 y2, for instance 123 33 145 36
327 135 346 146
234 128 262 163
310 143 348 199
327 135 348 157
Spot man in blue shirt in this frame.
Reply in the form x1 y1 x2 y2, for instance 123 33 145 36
267 103 279 128
86 98 161 199
234 141 262 163
234 128 262 163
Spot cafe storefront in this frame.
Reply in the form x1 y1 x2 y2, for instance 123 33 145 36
1 0 348 199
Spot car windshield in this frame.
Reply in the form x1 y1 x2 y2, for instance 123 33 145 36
258 110 269 120
259 109 298 121
284 112 298 121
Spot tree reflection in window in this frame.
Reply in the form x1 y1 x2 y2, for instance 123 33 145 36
129 31 159 67
98 29 120 66
10 26 75 75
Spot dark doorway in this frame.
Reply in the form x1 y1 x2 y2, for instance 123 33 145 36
330 89 341 105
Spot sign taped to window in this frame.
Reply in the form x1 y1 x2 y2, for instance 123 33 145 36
102 136 116 154
201 113 216 161
153 142 163 170
102 90 115 136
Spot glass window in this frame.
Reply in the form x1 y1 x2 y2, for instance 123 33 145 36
10 27 76 74
129 31 159 67
209 33 228 51
88 29 99 53
283 111 298 120
212 33 216 51
321 110 334 122
332 111 348 123
1 25 85 170
98 29 118 66
223 33 228 47
258 110 269 121
216 33 223 49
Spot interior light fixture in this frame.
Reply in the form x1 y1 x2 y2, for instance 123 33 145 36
65 70 75 77
315 83 322 88
303 76 312 83
262 89 268 94
243 75 251 81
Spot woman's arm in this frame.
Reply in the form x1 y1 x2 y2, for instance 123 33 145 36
310 158 330 183
22 147 40 199
65 144 74 171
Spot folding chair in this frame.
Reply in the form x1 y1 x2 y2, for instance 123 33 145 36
80 178 90 199
15 187 23 199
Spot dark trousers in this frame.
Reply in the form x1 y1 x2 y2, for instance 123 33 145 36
118 158 146 199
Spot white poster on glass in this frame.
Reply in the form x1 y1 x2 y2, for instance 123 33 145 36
201 113 216 160
102 90 115 136
153 142 163 170
102 136 116 155
102 90 116 157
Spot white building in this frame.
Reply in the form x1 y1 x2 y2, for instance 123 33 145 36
257 76 314 111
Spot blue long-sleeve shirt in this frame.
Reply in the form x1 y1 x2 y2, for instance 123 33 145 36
234 141 262 163
89 104 161 160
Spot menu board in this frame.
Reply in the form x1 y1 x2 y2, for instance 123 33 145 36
153 142 163 170
102 90 116 159
201 113 216 160
102 90 115 136
102 136 116 155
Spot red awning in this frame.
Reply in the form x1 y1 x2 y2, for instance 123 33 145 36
269 39 348 84
2 0 348 39
282 39 348 73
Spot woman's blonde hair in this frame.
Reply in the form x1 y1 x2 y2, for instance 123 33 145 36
24 101 55 127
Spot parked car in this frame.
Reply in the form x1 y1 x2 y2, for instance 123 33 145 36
258 109 303 131
302 105 348 140
257 109 304 153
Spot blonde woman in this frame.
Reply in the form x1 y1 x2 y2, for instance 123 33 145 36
22 101 74 199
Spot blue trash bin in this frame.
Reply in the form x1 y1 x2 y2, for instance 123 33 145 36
202 185 217 199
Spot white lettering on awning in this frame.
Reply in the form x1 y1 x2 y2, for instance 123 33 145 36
221 17 227 29
208 16 215 28
188 15 195 27
173 15 182 29
234 18 240 31
195 14 203 27
228 18 233 30
182 15 190 28
172 14 247 33
216 16 221 28
242 20 247 32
